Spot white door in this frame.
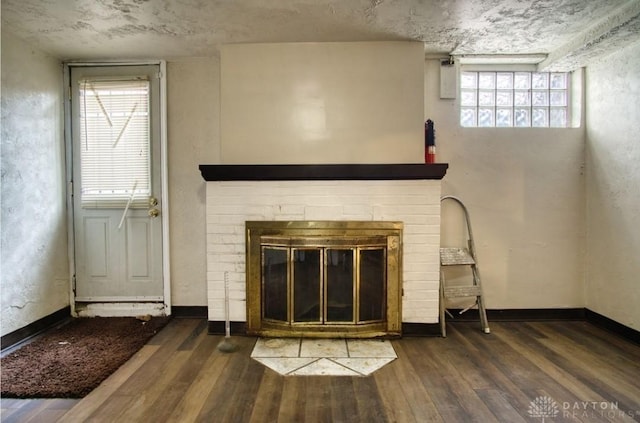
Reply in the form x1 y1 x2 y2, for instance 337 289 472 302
70 65 163 301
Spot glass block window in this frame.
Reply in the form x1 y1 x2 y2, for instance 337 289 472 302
460 71 569 128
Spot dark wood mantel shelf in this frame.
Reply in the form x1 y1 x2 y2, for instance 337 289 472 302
199 163 448 181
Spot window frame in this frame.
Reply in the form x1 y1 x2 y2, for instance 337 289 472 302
459 65 572 129
78 77 153 208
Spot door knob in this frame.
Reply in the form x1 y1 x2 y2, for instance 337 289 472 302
149 208 160 218
149 197 158 207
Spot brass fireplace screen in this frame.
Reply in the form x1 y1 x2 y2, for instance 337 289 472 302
246 221 403 338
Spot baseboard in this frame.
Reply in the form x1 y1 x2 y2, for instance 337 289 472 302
208 321 247 335
401 323 441 337
205 309 584 338
207 320 441 337
1 305 207 352
206 321 442 337
401 308 586 337
585 309 640 345
445 308 639 345
445 308 586 321
1 306 71 351
172 306 207 318
205 308 640 345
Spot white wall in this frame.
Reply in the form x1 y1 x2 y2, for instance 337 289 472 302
1 31 69 336
220 42 424 164
0 49 221 333
166 58 220 306
0 38 616 331
1 35 627 336
429 59 586 309
170 54 589 312
585 40 640 330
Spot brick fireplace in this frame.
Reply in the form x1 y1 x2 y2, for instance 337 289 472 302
200 164 448 336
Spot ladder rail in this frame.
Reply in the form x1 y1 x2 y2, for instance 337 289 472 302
441 195 477 261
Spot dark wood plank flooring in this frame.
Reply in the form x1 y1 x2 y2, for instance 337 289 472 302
2 319 639 422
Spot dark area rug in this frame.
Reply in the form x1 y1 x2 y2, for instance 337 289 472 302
1 316 171 398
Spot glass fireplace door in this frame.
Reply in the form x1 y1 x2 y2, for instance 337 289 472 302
262 244 386 326
326 249 355 323
262 247 288 322
358 248 386 322
293 249 322 323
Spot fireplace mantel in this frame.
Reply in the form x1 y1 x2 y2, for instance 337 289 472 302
204 164 446 333
199 163 448 181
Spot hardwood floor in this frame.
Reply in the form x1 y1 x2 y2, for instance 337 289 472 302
2 318 639 422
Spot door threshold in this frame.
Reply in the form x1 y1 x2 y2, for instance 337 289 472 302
74 302 167 318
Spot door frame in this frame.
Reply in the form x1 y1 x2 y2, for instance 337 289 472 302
63 60 171 317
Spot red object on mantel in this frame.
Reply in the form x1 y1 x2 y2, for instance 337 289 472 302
425 119 436 163
426 145 436 163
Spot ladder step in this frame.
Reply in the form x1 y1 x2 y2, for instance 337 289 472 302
440 247 476 266
443 285 482 298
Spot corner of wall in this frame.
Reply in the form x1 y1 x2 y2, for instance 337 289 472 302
584 40 640 331
1 30 69 336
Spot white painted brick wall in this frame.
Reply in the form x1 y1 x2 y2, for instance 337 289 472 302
206 180 442 324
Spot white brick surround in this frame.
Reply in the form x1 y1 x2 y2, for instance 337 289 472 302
206 180 442 325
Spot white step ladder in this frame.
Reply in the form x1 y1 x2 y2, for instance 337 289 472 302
439 196 490 337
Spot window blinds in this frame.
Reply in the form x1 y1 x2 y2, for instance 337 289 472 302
79 78 151 208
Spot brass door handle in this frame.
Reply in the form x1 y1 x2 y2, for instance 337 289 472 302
149 208 160 218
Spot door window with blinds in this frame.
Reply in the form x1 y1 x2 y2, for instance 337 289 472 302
79 78 151 208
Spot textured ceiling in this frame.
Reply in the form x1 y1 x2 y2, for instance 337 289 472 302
2 0 639 70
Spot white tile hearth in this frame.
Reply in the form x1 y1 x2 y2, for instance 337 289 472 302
251 338 397 376
300 338 348 358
